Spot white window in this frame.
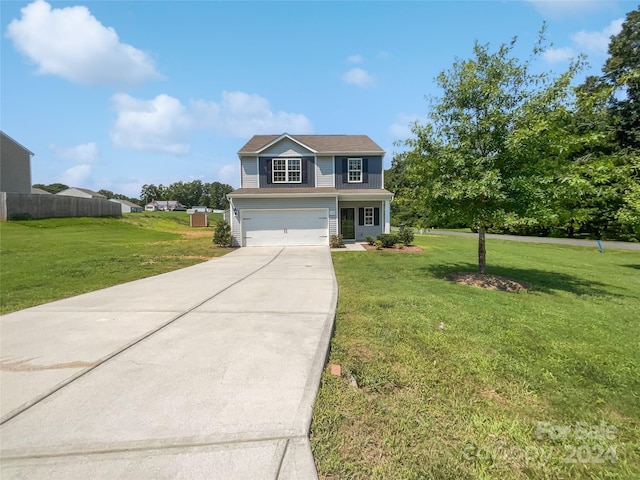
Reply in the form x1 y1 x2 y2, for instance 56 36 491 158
272 158 302 183
364 207 374 226
348 158 362 183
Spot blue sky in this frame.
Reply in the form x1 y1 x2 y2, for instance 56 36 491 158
1 0 635 198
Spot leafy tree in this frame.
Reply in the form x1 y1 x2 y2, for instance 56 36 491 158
207 181 233 210
603 6 640 150
167 180 204 207
561 6 640 240
385 155 429 227
402 35 583 273
32 183 69 194
97 189 142 206
140 184 166 204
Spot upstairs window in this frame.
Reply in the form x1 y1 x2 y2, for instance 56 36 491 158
348 158 362 183
272 158 302 183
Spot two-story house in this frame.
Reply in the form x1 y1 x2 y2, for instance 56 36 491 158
227 133 394 247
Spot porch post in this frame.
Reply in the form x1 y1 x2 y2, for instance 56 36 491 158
384 200 390 233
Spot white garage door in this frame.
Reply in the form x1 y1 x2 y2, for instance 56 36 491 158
242 209 328 246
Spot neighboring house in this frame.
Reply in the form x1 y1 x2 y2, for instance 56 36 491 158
109 198 143 213
227 133 394 247
56 187 106 199
31 187 52 195
0 131 33 194
144 200 185 211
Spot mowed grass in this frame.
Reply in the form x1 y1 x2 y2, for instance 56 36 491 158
0 212 228 314
311 235 640 479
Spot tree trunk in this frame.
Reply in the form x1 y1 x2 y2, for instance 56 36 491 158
478 225 486 274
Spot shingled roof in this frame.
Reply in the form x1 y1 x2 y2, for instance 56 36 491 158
238 134 384 154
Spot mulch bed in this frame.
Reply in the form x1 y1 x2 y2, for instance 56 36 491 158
444 272 531 292
361 243 424 253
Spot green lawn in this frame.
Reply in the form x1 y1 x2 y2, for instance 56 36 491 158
311 234 640 479
0 212 228 314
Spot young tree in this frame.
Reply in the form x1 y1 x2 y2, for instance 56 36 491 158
402 35 582 273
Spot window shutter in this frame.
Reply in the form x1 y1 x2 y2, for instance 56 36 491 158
266 158 272 185
342 158 348 184
374 207 380 226
362 158 368 183
301 158 308 184
358 208 364 226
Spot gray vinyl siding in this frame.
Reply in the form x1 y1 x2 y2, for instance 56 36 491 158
316 156 334 187
231 196 337 246
259 138 314 157
1 133 32 194
240 157 258 188
259 157 315 188
335 156 383 189
339 201 385 241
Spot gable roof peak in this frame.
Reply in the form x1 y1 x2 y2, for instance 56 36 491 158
238 133 384 155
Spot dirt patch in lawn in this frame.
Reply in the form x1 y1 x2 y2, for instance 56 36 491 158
445 272 531 292
361 244 424 253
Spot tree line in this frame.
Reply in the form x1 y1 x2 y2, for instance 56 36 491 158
33 179 234 210
386 7 639 273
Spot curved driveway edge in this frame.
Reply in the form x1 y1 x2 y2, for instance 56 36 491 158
0 246 337 479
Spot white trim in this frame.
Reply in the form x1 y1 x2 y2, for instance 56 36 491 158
347 158 363 183
254 134 318 154
384 200 391 234
271 158 302 184
318 150 384 156
364 206 374 226
314 156 318 188
335 196 339 236
331 155 336 187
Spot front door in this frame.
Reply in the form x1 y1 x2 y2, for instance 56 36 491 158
340 208 355 239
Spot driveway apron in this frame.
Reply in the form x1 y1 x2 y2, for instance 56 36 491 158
0 246 337 479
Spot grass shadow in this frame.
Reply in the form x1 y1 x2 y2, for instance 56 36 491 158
621 264 640 270
423 262 613 296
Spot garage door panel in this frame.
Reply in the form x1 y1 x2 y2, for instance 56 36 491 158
242 209 328 246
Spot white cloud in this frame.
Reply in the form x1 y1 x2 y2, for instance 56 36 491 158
110 93 192 155
59 164 92 186
526 1 615 19
218 164 239 187
343 68 374 88
5 0 161 88
543 17 624 64
571 18 623 56
110 91 313 153
192 91 313 138
347 54 363 64
543 46 577 63
50 142 99 164
389 113 421 140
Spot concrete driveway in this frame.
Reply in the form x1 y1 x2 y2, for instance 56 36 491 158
0 247 337 479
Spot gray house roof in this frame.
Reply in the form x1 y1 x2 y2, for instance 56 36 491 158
109 199 141 208
238 134 385 155
56 187 106 198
